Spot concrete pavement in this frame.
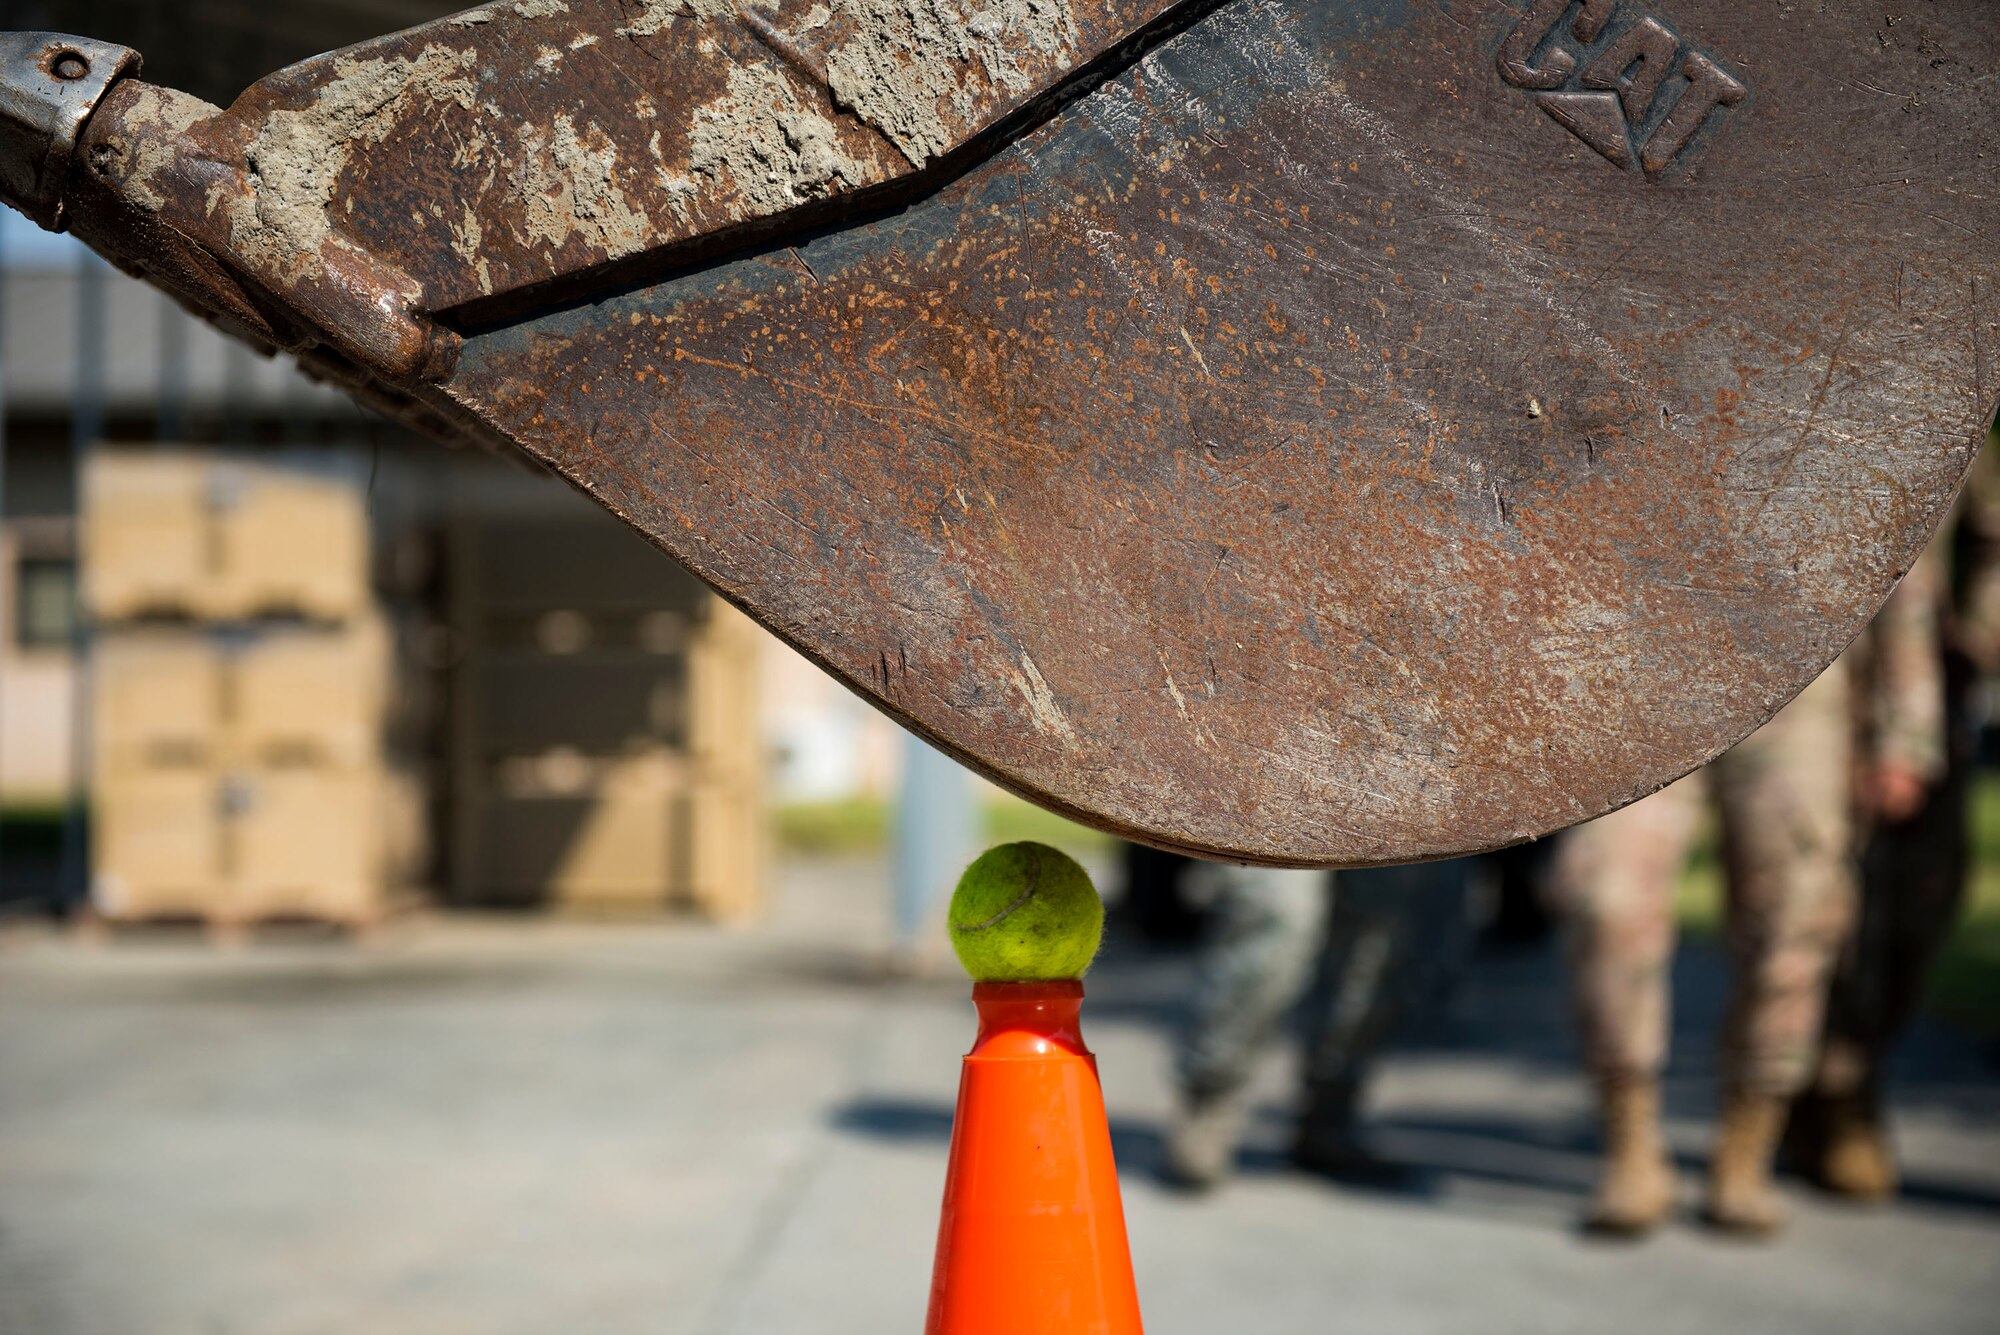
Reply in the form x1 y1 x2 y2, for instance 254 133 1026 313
2 857 1996 1335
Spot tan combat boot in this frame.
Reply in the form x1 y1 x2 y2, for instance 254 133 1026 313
1704 1089 1789 1236
1816 1096 1897 1202
1585 1077 1677 1236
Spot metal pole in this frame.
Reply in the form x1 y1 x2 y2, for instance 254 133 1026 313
891 730 973 965
222 341 253 446
59 250 107 915
156 296 187 443
0 217 10 897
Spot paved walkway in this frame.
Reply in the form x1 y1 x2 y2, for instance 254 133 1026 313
2 858 1996 1335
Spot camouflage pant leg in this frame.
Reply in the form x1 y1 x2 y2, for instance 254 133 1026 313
1551 776 1706 1082
1712 660 1859 1097
1298 857 1478 1118
1177 864 1328 1099
1818 658 1974 1101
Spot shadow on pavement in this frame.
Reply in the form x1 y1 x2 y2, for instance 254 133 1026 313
836 929 2000 1221
830 1096 1171 1179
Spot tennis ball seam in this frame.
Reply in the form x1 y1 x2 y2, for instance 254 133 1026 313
953 854 1043 932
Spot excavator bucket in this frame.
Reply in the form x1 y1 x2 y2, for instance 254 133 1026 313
1 3 1992 865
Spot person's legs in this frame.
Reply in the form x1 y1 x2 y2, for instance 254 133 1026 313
1802 657 1974 1198
1167 862 1328 1188
1291 857 1476 1176
1709 663 1859 1235
1550 779 1704 1234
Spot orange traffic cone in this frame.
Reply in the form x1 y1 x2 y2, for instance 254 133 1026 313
925 980 1144 1335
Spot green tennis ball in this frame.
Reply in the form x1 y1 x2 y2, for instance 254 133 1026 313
947 842 1104 982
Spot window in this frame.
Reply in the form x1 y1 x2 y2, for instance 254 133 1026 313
15 558 76 650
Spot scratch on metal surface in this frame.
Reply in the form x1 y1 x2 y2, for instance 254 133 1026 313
1011 653 1080 743
1178 326 1212 378
1159 651 1192 722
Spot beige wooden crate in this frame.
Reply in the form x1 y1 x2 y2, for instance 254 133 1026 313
93 764 401 931
443 487 767 918
84 450 372 624
91 767 225 921
686 600 762 779
685 600 765 920
82 450 210 620
378 767 431 891
226 766 388 926
686 775 762 924
94 630 222 769
230 618 390 768
204 460 371 621
467 750 685 912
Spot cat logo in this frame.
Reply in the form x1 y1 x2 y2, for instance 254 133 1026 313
1498 0 1748 180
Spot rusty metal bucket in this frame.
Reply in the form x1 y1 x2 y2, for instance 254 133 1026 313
2 2 1993 864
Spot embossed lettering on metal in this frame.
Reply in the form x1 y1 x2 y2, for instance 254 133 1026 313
1498 0 1747 178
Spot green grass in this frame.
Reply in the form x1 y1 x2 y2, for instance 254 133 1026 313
0 801 69 824
1673 777 2000 1033
980 794 1116 861
771 795 892 857
771 792 1112 862
1934 779 2000 1031
0 804 68 857
1675 819 1724 940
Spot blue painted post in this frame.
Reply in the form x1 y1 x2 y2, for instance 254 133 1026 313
59 250 106 915
156 296 188 443
891 730 973 963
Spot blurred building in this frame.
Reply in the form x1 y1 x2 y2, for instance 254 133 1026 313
0 205 804 926
0 0 456 845
0 2 919 927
